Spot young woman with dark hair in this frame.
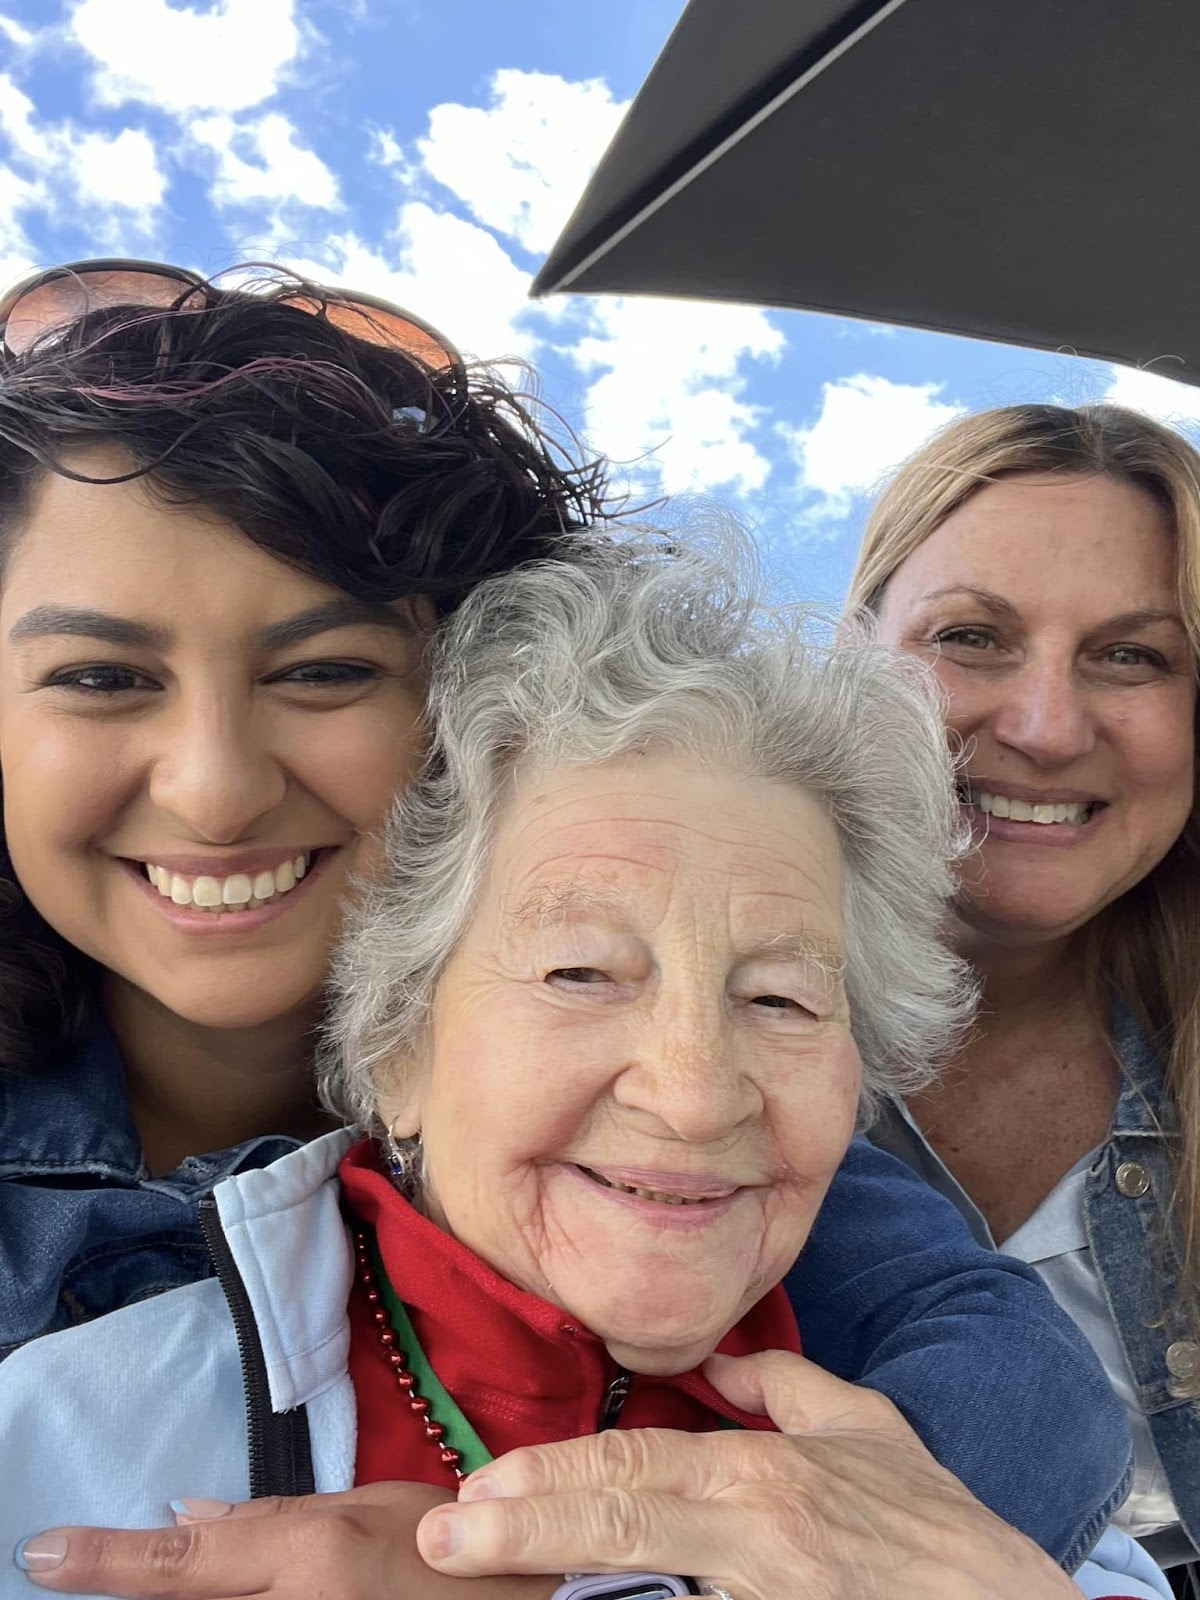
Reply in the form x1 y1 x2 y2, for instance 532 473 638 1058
0 260 610 1356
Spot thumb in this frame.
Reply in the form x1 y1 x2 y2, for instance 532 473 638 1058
704 1350 914 1441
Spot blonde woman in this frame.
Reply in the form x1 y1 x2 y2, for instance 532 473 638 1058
850 404 1200 1589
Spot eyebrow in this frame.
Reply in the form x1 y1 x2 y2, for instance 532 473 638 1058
504 885 844 968
503 882 631 931
919 587 1184 634
744 933 845 973
9 598 414 651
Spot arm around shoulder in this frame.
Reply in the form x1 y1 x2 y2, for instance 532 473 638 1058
786 1133 1132 1567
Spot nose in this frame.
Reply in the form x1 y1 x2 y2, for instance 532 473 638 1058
148 694 288 843
617 985 761 1144
989 658 1097 767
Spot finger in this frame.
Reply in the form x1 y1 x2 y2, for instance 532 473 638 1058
191 1482 454 1524
14 1524 263 1599
416 1488 756 1581
457 1427 759 1505
704 1350 915 1441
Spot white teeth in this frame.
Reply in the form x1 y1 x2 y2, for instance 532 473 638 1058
142 853 314 912
968 790 1092 826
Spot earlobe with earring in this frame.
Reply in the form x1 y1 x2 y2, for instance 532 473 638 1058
384 1114 423 1198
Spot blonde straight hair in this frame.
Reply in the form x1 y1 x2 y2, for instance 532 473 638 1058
849 403 1200 1335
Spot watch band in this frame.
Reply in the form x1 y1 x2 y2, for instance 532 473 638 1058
550 1576 696 1599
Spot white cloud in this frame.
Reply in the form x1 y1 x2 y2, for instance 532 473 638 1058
69 0 304 114
415 69 627 254
782 373 965 517
190 113 338 210
569 296 783 496
71 127 166 213
0 13 33 47
388 69 783 497
1103 363 1200 430
0 162 38 289
0 73 166 245
273 202 538 363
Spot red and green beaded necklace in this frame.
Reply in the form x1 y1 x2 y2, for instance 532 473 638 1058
352 1227 494 1485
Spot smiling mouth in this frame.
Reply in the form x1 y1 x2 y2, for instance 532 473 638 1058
139 850 323 912
575 1165 738 1207
956 785 1099 826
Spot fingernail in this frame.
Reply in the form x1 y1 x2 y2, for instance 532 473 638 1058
14 1535 69 1573
457 1471 501 1502
169 1498 232 1522
420 1508 465 1559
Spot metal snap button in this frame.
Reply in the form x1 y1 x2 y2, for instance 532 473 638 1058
1166 1341 1200 1381
1115 1160 1151 1198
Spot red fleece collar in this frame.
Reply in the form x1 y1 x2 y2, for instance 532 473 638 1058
339 1136 800 1444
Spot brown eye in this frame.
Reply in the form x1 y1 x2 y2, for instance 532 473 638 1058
933 627 996 650
46 665 160 694
272 661 382 686
546 967 608 985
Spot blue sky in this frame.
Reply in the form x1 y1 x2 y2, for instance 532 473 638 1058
3 0 1200 604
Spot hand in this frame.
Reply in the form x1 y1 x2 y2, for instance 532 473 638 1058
16 1482 556 1600
415 1352 1082 1600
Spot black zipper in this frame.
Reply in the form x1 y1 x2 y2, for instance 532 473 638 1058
597 1367 632 1430
199 1192 315 1497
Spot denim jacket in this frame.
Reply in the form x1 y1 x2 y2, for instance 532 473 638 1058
0 1035 1132 1570
871 1004 1200 1566
0 1031 297 1360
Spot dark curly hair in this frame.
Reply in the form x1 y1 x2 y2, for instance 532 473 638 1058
0 266 615 1070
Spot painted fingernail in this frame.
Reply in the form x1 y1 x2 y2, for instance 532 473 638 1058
14 1534 69 1572
457 1471 500 1502
170 1498 233 1522
419 1508 465 1560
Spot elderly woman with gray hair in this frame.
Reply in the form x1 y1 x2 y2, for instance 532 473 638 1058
0 538 1164 1600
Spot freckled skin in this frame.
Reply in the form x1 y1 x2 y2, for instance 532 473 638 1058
875 472 1196 948
0 447 431 1033
380 755 862 1377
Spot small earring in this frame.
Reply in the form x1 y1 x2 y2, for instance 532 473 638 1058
384 1116 422 1198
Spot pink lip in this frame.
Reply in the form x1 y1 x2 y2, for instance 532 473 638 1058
127 847 331 876
121 848 336 936
579 1164 742 1199
559 1164 748 1231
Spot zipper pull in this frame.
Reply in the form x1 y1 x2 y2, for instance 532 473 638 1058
597 1367 631 1430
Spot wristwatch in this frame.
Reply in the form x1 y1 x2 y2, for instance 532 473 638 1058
550 1577 697 1599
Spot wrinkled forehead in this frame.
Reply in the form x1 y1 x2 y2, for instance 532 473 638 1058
485 758 846 952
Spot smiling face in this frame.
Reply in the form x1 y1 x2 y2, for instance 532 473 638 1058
380 753 861 1376
0 450 430 1032
875 472 1197 950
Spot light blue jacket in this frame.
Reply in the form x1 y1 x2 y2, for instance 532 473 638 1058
0 1133 1170 1600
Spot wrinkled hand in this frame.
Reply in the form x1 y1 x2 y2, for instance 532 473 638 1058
416 1352 1081 1600
17 1482 555 1600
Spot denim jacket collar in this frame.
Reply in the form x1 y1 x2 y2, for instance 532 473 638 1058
1109 1000 1169 1139
0 1028 299 1184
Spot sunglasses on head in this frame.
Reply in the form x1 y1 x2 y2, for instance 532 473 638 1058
0 258 465 382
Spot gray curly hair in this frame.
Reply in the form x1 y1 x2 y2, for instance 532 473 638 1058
321 530 975 1129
